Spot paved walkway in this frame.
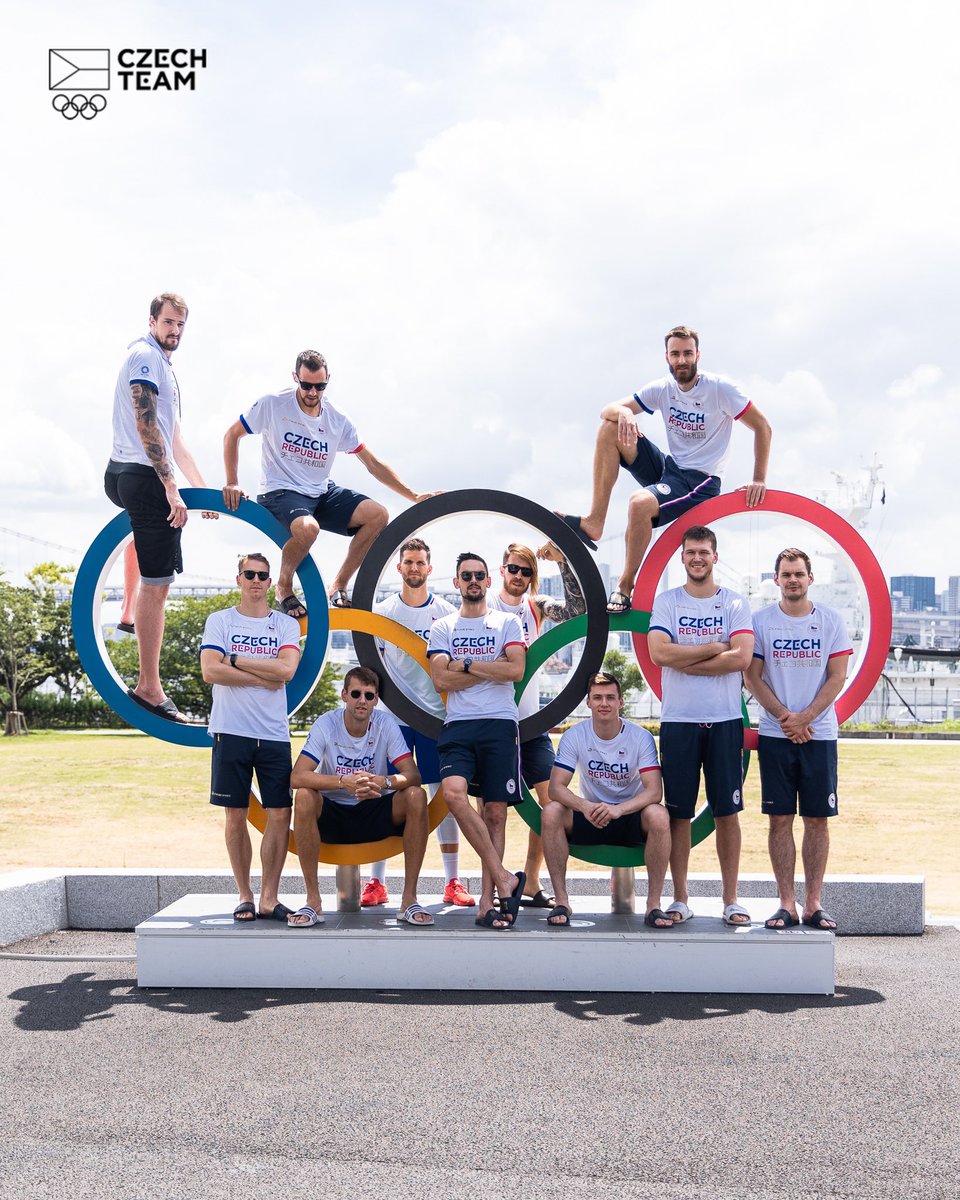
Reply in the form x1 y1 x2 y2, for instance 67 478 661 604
2 928 958 1199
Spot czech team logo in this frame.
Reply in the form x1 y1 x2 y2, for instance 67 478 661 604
49 49 109 120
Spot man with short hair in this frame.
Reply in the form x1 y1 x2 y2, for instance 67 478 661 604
543 672 672 928
199 553 302 922
362 538 471 907
428 553 528 929
556 326 771 614
105 292 216 722
222 350 438 614
486 540 585 908
648 525 754 925
289 667 432 928
744 548 852 931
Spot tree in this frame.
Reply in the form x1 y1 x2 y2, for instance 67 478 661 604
0 577 50 729
601 648 646 706
28 562 83 699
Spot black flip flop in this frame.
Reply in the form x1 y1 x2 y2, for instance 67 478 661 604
500 871 526 926
257 903 294 922
644 907 674 928
801 909 838 930
125 687 190 724
765 907 800 929
561 514 598 551
116 621 135 634
547 904 571 929
233 901 256 922
475 908 511 929
520 889 556 908
278 594 308 620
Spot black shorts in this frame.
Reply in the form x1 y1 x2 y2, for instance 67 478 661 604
520 732 555 788
569 808 646 847
318 794 404 843
258 485 369 537
209 733 292 809
104 461 183 584
620 438 720 529
758 736 839 818
440 719 521 806
659 718 744 820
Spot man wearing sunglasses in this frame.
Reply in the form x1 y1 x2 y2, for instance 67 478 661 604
427 554 528 929
200 553 302 923
222 349 438 617
483 541 586 910
288 667 433 928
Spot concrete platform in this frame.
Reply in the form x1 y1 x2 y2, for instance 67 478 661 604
136 893 835 994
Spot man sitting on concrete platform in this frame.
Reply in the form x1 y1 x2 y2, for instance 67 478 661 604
288 667 433 928
542 672 672 928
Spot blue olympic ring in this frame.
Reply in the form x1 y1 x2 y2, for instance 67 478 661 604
72 488 329 748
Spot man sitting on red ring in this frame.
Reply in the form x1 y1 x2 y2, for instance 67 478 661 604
288 667 433 928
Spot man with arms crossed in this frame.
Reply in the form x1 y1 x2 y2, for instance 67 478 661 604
744 548 851 931
289 668 433 927
428 553 527 929
556 326 771 614
199 553 302 921
222 350 438 615
542 672 672 928
362 538 472 907
486 541 586 908
648 525 754 925
105 292 216 722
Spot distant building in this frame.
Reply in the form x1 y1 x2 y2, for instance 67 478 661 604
889 575 937 612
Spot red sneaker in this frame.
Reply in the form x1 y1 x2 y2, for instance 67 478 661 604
361 878 388 907
443 878 476 906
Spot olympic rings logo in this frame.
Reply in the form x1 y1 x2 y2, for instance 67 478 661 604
52 94 107 120
74 486 891 869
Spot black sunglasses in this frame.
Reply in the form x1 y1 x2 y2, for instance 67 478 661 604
240 570 270 581
459 570 487 582
505 563 533 578
297 378 328 392
349 689 377 701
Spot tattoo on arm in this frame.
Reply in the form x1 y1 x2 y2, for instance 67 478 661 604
131 384 174 483
539 558 587 623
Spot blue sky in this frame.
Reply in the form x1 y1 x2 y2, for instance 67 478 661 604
2 2 957 596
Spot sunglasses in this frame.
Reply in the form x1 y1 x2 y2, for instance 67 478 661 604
459 570 487 582
296 378 328 392
505 563 533 578
349 689 377 701
240 570 270 581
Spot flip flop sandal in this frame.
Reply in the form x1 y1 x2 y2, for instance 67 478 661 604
644 908 675 928
765 907 800 929
665 901 694 924
560 514 598 551
329 590 352 608
278 594 308 619
233 901 256 922
801 909 838 930
606 590 631 615
723 903 752 926
287 905 325 928
520 890 556 908
546 905 572 928
398 903 435 927
475 908 511 929
257 903 294 922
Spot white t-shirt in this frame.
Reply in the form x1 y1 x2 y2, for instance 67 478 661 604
201 607 301 742
488 592 542 719
110 334 179 467
375 591 456 719
650 585 753 722
240 388 362 496
555 719 660 806
752 603 852 740
633 371 751 476
427 609 525 723
300 708 413 806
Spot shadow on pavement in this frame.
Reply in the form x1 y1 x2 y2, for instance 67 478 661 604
7 972 885 1032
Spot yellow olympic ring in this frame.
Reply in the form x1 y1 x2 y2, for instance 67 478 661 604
246 608 450 865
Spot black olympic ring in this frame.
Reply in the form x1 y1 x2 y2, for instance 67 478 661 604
351 489 610 741
52 94 107 120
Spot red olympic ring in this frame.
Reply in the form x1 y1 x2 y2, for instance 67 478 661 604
630 489 891 744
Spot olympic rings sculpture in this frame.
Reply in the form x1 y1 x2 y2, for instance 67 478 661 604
52 94 107 120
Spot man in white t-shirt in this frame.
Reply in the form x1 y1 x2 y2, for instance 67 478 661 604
428 553 528 929
543 672 672 928
555 326 771 614
745 548 852 931
648 525 755 926
222 349 438 616
199 553 302 922
484 540 585 909
288 667 432 928
105 292 217 723
361 538 471 907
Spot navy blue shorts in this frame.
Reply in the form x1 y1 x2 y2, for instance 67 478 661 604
209 733 292 809
258 484 369 537
440 719 521 806
620 438 720 529
520 732 555 787
319 794 404 843
401 725 441 785
104 461 183 584
758 736 839 818
569 808 646 847
659 718 744 820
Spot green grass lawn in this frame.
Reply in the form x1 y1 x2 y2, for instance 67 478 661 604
1 731 956 913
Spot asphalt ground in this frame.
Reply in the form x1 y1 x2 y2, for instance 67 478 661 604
2 928 959 1200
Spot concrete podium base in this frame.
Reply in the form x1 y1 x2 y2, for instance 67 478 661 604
136 893 835 994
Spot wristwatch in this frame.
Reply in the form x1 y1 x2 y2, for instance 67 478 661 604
229 653 238 669
462 657 473 674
